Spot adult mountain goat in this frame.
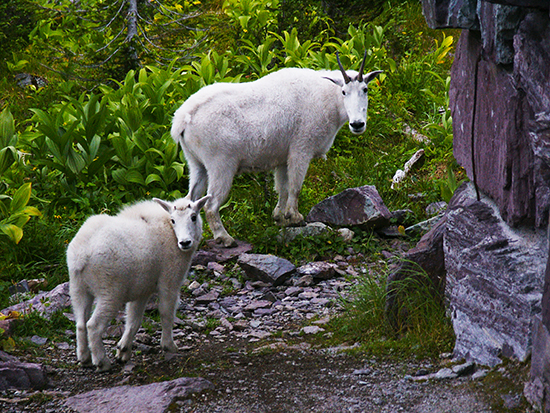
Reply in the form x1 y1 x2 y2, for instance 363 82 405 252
171 52 382 247
67 196 209 372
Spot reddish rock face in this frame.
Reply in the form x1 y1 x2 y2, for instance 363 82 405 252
449 14 550 228
423 0 550 228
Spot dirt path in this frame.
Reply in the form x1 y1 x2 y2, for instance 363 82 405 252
0 329 529 413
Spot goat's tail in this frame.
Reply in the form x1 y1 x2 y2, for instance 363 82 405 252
170 106 191 143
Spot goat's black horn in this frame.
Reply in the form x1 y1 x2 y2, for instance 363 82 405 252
336 52 351 84
357 51 368 82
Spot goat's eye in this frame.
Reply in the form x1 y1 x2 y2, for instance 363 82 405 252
342 90 346 96
191 214 197 222
363 87 368 93
170 218 175 225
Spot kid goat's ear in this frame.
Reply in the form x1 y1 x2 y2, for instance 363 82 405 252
153 198 173 212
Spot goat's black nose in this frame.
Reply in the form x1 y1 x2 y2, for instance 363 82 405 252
179 240 192 249
350 121 365 130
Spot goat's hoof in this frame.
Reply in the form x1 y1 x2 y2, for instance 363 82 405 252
78 359 94 369
162 344 178 354
215 236 237 248
95 358 113 373
116 349 131 363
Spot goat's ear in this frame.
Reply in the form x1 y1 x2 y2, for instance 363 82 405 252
322 76 344 87
195 195 211 211
154 198 172 212
364 70 383 84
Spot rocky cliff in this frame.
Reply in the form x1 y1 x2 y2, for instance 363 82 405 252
420 0 550 408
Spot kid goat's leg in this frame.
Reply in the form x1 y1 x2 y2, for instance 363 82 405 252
71 289 94 366
158 286 180 353
86 298 120 372
116 298 149 363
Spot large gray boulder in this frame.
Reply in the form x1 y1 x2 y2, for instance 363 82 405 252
444 184 547 366
306 185 392 229
238 253 296 286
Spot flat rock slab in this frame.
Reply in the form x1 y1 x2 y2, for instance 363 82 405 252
238 253 295 286
64 376 214 413
306 185 392 229
193 239 253 266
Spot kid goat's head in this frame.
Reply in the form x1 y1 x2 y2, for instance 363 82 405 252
155 195 210 251
333 52 383 135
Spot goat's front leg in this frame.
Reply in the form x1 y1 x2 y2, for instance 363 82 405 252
281 156 309 227
273 165 289 225
205 164 238 247
158 287 179 354
116 298 149 363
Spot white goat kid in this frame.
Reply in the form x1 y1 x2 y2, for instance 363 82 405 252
67 195 209 372
171 52 382 247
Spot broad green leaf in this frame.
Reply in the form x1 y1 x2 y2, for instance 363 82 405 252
10 183 32 214
0 224 23 244
145 174 162 185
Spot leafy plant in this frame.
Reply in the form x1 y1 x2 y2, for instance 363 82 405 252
0 183 41 244
0 109 19 178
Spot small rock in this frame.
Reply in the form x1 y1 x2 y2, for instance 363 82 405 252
352 368 372 376
337 228 354 242
426 201 447 217
8 280 29 295
452 361 475 376
284 287 302 297
296 262 336 281
278 222 329 243
301 326 325 335
30 336 48 346
195 291 220 304
434 367 458 380
295 275 313 287
207 262 226 274
472 369 489 380
244 300 272 312
188 281 201 291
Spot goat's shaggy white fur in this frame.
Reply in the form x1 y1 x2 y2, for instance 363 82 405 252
67 196 209 372
171 55 382 247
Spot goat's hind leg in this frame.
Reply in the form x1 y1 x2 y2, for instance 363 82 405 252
86 298 119 372
71 289 94 367
205 164 238 247
116 298 148 363
185 151 208 201
281 156 309 227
